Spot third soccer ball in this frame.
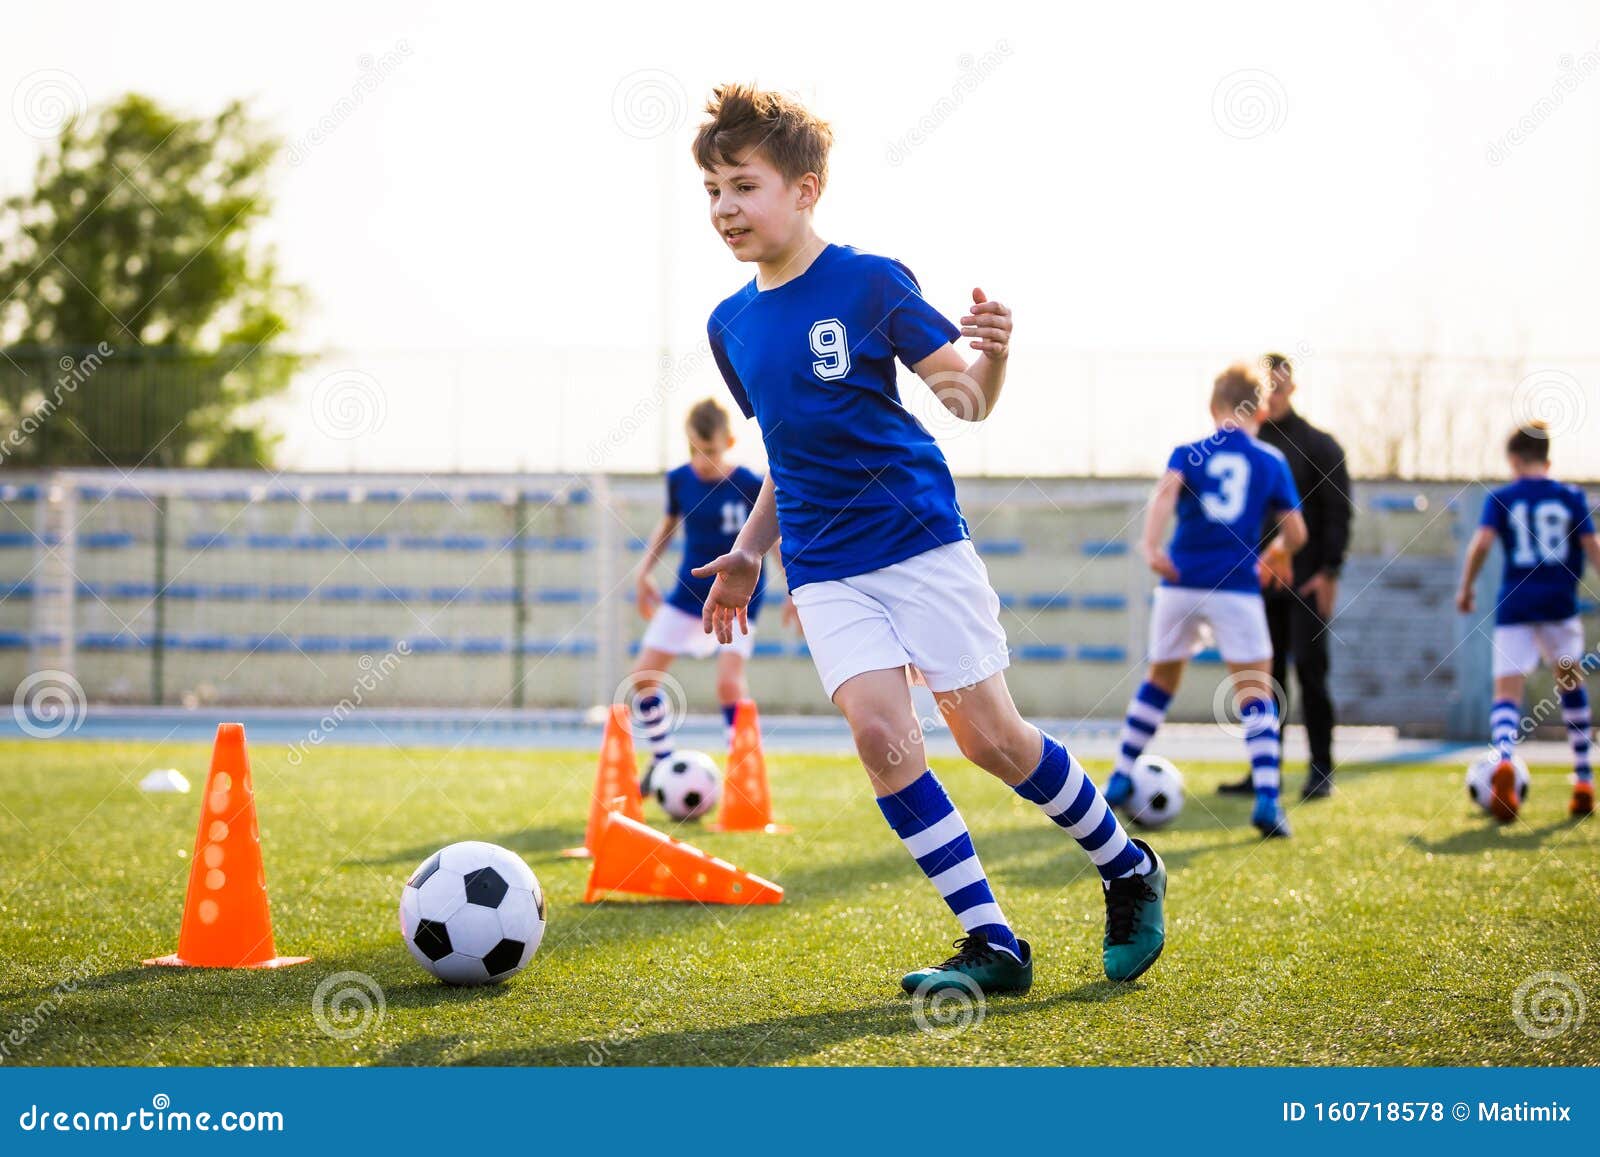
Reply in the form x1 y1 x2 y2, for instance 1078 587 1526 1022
1465 753 1531 814
653 751 722 821
1126 755 1186 828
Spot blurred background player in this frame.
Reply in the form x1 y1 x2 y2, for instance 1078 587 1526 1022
631 398 785 783
1455 423 1600 820
1106 364 1308 837
1219 353 1352 800
691 83 1167 997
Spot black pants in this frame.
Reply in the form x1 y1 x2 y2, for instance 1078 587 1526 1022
1266 592 1335 779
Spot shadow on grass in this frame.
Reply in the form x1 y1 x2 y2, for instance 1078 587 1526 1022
1405 818 1570 855
432 978 1148 1066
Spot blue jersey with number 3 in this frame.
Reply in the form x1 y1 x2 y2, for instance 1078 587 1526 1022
1165 427 1301 593
707 244 965 590
1479 477 1594 625
666 464 767 621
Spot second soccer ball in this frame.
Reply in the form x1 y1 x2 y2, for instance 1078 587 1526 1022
653 751 722 821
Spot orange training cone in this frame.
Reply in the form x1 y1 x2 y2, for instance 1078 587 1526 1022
144 723 309 969
561 704 646 858
584 803 783 904
712 699 791 833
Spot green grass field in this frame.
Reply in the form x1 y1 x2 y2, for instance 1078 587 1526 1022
1 738 1596 1066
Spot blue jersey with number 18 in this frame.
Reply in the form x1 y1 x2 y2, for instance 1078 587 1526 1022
1479 476 1594 625
1165 426 1301 593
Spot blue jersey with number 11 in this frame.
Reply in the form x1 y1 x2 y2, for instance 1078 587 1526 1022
1165 426 1301 593
666 463 767 621
1479 476 1594 625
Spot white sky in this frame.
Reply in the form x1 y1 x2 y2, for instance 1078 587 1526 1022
4 0 1600 475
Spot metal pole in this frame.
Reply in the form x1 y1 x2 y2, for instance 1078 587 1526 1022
511 492 528 709
152 493 168 705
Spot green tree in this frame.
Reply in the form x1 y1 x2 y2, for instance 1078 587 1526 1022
0 93 302 467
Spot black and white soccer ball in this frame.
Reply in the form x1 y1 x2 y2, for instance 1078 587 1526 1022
1465 753 1530 813
652 751 721 821
1126 755 1186 829
399 841 546 986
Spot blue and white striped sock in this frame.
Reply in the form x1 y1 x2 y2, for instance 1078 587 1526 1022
878 771 1022 960
1490 698 1521 763
1560 687 1592 785
634 691 675 762
1240 696 1281 797
1014 731 1150 879
721 701 738 747
1114 681 1173 777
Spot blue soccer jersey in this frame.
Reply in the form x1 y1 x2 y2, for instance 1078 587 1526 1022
665 463 768 621
1479 476 1595 625
1165 427 1301 593
707 244 965 590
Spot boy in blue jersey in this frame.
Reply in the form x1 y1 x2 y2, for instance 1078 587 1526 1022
689 84 1167 996
631 398 783 777
1105 366 1308 838
1456 424 1600 819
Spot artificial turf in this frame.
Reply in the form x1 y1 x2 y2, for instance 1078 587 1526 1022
0 737 1595 1066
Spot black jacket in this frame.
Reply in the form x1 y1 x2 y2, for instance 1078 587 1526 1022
1257 408 1352 586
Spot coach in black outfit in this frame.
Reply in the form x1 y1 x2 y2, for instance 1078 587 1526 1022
1220 354 1353 799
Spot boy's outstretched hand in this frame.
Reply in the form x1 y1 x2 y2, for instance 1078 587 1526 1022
960 288 1011 358
692 547 762 643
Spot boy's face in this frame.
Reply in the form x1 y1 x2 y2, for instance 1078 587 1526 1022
703 150 816 264
688 429 732 472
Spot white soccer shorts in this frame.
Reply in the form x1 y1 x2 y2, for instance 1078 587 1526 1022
1148 586 1273 664
1491 617 1585 678
790 540 1011 701
639 602 756 659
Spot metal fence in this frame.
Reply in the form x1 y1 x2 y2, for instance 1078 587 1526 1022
2 469 1580 737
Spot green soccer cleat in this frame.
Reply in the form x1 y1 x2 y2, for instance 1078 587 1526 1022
1102 838 1166 983
900 932 1033 997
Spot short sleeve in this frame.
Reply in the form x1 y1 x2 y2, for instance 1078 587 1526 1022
1574 489 1595 535
737 468 763 505
1165 445 1191 475
1479 492 1504 531
1272 455 1302 511
708 321 753 419
881 258 960 369
665 471 681 517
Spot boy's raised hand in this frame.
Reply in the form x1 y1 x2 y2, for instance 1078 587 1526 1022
960 288 1011 358
692 547 762 643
